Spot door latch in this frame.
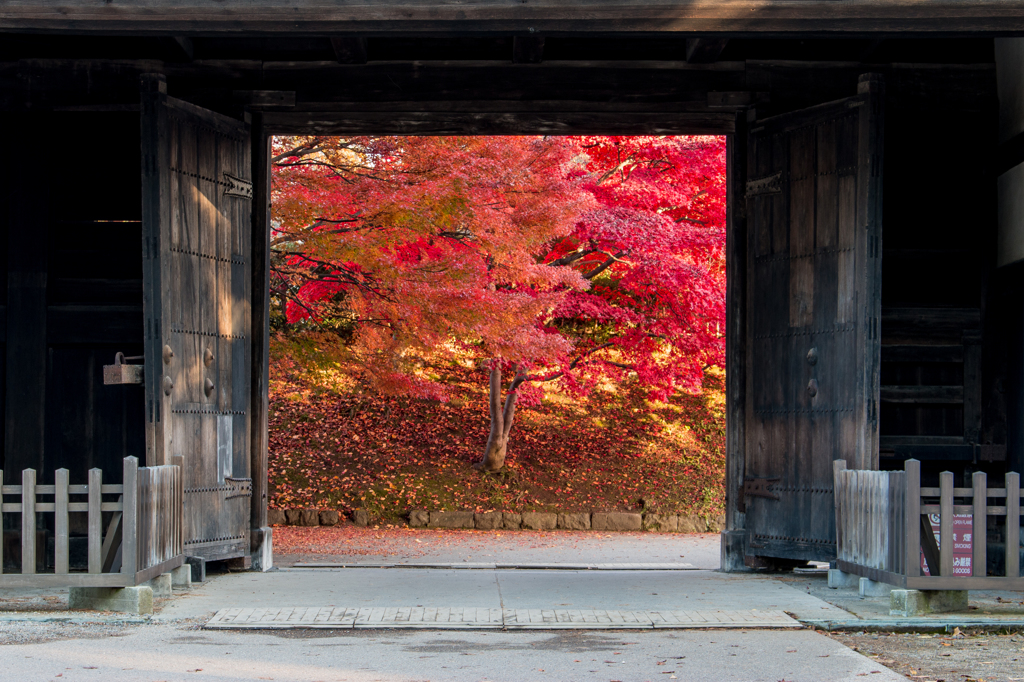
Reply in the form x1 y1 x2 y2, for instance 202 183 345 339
103 352 144 385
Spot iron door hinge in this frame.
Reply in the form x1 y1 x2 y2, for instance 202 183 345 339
738 477 780 511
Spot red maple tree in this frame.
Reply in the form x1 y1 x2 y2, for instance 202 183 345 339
271 134 725 471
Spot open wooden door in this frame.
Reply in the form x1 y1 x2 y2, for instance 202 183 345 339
141 75 253 563
743 74 884 564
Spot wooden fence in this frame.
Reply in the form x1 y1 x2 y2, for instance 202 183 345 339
834 459 1023 590
0 456 184 587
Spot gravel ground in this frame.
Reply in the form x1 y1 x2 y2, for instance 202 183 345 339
828 630 1024 682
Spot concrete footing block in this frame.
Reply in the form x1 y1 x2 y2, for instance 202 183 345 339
142 572 172 598
69 586 154 615
859 577 894 597
828 568 860 589
170 564 192 588
720 530 750 573
251 527 274 572
890 589 969 616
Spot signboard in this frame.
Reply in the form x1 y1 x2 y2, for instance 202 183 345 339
920 513 974 576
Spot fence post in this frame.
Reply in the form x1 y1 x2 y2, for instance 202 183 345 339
21 468 36 575
122 457 138 581
55 468 69 575
88 468 102 573
972 471 987 578
905 459 921 578
833 460 847 563
1007 472 1020 579
0 468 4 575
940 471 955 577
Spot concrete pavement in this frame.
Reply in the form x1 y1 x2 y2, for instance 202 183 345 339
0 621 905 681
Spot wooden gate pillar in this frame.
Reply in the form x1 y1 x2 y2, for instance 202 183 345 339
249 112 273 571
722 112 750 571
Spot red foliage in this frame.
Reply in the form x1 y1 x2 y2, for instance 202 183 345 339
271 134 726 405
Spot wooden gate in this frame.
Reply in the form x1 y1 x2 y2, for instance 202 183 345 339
141 75 253 562
743 74 884 563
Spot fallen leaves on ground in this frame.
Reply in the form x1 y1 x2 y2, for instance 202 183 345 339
269 358 725 521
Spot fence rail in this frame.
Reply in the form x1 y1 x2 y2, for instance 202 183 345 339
0 457 184 588
834 459 1023 590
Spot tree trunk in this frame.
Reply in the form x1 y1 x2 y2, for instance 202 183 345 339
476 362 524 472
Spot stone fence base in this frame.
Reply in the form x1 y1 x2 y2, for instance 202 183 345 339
267 508 724 533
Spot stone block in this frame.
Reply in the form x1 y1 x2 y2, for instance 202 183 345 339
890 589 969 617
319 510 340 526
521 512 558 530
142 572 173 598
720 529 750 573
643 513 678 532
475 512 504 530
827 568 859 589
267 509 286 526
707 514 726 533
557 513 591 530
299 509 320 526
859 577 894 597
69 586 153 615
285 509 302 526
888 585 966 614
408 510 430 528
186 556 206 583
591 512 642 531
170 564 192 588
502 512 522 530
251 527 274 572
429 511 475 529
677 514 704 533
352 509 370 527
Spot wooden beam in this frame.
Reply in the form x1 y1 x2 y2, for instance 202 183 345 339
5 2 1024 34
512 36 545 64
261 110 736 135
686 38 729 64
724 114 746 535
249 111 271 565
330 37 367 64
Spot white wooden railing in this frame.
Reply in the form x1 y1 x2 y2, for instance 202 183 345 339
834 459 1023 590
0 456 184 587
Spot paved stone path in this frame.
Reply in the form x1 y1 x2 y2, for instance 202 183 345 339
207 606 799 630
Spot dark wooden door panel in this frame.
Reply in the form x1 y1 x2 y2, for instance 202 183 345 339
142 77 252 562
744 76 883 562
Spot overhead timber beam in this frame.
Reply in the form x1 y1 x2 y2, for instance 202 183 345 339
5 1 1024 35
260 110 736 136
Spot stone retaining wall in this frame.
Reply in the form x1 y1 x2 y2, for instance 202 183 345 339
267 508 725 533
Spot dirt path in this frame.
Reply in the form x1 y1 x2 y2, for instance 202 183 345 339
829 630 1024 682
